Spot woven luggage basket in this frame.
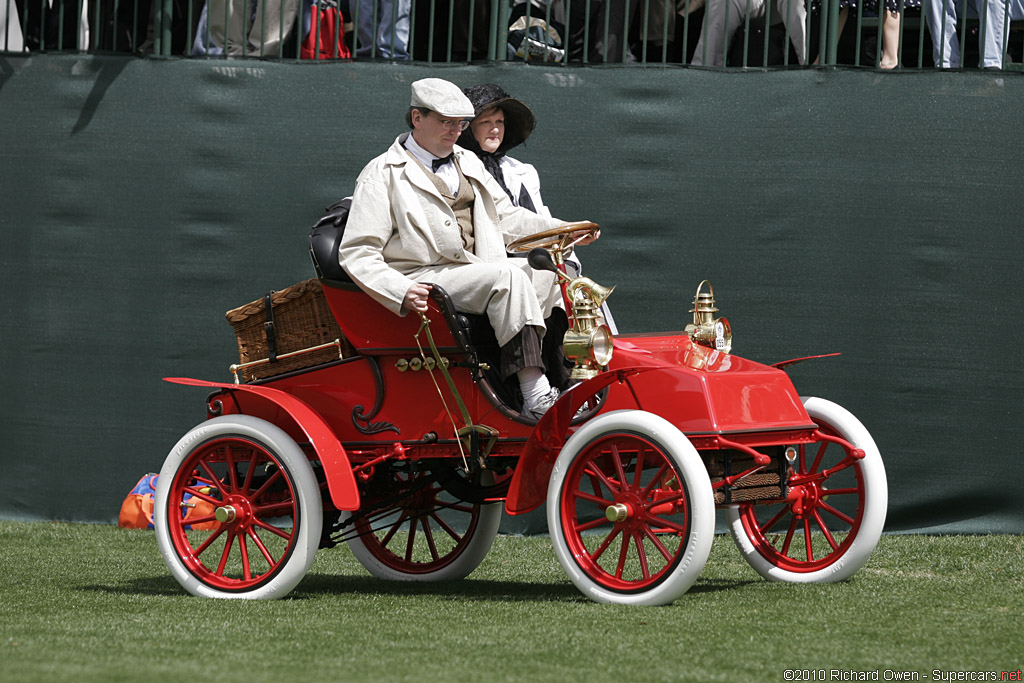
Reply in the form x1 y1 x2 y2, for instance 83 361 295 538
225 278 352 383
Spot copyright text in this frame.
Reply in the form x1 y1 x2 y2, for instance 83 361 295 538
783 670 1022 682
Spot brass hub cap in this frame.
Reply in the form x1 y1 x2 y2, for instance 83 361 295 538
605 502 632 523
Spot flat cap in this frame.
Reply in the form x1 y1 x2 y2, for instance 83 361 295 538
410 78 475 118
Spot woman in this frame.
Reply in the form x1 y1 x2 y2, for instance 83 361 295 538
458 84 549 216
458 83 617 335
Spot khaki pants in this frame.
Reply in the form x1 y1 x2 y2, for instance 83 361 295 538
196 0 300 56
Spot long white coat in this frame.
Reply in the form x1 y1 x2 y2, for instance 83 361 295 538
340 133 565 347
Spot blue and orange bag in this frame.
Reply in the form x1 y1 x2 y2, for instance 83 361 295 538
118 474 220 530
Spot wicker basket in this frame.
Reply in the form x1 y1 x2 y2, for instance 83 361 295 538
225 279 352 382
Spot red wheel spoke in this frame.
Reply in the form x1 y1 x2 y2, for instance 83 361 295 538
184 513 218 526
823 486 859 496
251 468 284 502
253 501 296 516
193 525 228 557
610 444 627 489
448 503 474 514
380 511 409 548
199 460 230 498
225 445 240 493
758 505 790 536
429 511 463 543
405 518 418 562
632 445 646 489
812 510 839 551
590 526 622 563
183 486 221 506
584 462 622 496
247 527 278 565
633 532 651 580
216 531 234 576
571 489 615 507
241 451 258 495
803 517 814 561
642 525 674 562
647 515 689 535
648 491 684 507
809 442 827 475
577 516 612 533
820 500 855 525
641 463 670 497
614 532 630 578
780 516 799 555
421 519 440 562
253 517 293 541
239 534 252 581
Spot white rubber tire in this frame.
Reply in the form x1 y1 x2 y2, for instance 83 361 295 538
154 415 322 599
727 396 887 583
547 410 715 605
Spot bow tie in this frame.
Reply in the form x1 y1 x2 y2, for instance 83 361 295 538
432 154 454 172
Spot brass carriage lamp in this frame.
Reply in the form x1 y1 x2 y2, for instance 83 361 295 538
685 280 732 353
524 246 615 381
562 277 615 380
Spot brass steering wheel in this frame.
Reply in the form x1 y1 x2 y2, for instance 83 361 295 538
506 221 600 256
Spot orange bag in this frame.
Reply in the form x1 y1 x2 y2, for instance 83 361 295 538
118 474 158 529
118 474 220 531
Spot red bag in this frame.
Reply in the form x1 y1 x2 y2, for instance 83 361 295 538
301 0 351 60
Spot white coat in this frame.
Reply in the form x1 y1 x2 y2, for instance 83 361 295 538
340 133 565 347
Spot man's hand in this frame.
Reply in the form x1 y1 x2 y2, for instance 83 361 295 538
577 228 601 246
403 283 433 313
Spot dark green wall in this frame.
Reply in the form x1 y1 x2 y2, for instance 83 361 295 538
1 55 1021 532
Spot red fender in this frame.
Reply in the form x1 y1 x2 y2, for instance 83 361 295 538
504 368 660 516
164 377 360 511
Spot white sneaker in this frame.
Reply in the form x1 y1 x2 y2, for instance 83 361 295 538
523 387 560 420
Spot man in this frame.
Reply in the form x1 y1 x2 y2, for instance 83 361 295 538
340 78 597 419
924 0 1018 69
690 0 808 66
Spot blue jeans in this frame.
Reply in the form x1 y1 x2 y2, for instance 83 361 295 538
354 0 411 59
924 0 1021 68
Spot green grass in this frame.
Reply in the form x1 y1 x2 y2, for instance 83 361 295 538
0 521 1020 683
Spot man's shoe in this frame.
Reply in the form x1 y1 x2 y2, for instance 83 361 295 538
523 387 560 420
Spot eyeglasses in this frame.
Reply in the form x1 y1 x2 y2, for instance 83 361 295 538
428 113 470 132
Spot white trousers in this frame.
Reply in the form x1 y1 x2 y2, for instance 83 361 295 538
691 0 807 66
406 260 561 348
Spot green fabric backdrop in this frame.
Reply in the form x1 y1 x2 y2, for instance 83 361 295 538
1 55 1021 533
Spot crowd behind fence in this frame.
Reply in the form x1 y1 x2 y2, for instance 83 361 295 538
1 0 1022 68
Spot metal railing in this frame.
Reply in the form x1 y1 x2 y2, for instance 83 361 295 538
1 0 1020 68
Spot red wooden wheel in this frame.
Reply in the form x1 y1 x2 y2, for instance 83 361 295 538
728 397 887 583
155 416 322 598
547 410 714 605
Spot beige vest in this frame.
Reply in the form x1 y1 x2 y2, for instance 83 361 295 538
408 152 477 253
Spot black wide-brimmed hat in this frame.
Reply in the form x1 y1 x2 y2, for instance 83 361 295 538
459 83 536 153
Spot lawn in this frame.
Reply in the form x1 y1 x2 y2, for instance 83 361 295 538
0 521 1020 682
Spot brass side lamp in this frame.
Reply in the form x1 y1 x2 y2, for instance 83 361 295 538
685 280 732 353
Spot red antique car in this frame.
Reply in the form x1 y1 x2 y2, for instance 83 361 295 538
153 210 887 605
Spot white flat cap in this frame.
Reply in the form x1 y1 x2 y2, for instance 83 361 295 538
410 78 475 118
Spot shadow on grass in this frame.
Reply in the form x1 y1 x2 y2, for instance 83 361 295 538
82 574 756 603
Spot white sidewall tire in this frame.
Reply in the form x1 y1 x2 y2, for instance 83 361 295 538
154 415 323 599
727 396 888 583
344 503 502 581
547 410 715 605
